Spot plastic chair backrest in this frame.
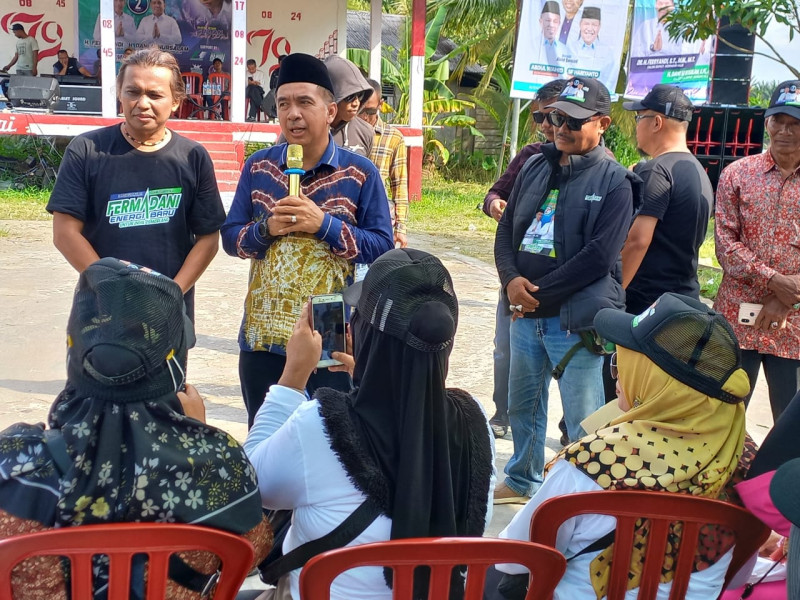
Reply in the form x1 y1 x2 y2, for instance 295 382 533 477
299 536 566 600
529 490 771 600
0 522 254 599
208 72 231 94
182 72 203 96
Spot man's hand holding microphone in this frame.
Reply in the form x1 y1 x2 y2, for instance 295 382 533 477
257 144 325 238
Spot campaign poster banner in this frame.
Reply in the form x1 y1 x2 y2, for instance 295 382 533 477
76 0 231 77
511 0 628 99
625 0 714 102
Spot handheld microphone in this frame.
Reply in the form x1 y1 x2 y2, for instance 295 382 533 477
286 144 304 196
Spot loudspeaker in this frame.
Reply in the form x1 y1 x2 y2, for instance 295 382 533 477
709 20 756 105
8 75 60 111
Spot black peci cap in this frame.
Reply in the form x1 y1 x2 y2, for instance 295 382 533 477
276 53 335 96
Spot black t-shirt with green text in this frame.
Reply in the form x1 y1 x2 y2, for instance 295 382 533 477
47 125 225 317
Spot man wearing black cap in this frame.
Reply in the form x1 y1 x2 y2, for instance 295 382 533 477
493 79 638 503
714 80 800 421
621 84 712 315
3 24 38 77
221 53 394 426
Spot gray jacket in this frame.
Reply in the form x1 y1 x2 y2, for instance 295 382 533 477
324 56 374 156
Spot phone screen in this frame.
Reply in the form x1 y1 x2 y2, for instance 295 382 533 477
311 295 346 366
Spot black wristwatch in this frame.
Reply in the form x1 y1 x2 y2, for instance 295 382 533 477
256 216 272 240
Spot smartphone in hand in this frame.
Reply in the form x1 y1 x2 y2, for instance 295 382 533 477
310 294 346 367
738 303 763 326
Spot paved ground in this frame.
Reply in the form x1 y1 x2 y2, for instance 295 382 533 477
0 220 777 541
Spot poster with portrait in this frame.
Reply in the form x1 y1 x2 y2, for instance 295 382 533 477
510 0 628 99
625 0 715 102
77 0 231 78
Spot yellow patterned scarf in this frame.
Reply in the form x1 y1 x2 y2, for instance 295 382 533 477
556 346 748 598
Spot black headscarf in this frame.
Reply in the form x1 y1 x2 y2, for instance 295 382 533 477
317 249 492 550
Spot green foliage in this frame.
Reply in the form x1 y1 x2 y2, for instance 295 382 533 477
698 267 722 300
603 123 640 168
0 136 63 170
244 141 272 160
439 149 499 183
666 0 800 78
347 6 481 164
750 80 779 107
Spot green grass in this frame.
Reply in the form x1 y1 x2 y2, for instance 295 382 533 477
698 218 719 268
0 188 51 221
412 174 496 262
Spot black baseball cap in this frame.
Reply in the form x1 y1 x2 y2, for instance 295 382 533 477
549 78 611 119
594 293 746 404
342 248 458 352
770 457 800 527
765 80 800 121
623 84 694 122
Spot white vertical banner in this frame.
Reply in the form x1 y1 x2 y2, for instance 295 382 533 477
230 0 246 122
99 0 116 117
511 0 629 99
369 0 381 82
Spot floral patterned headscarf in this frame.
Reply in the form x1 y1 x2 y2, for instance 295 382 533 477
0 259 262 536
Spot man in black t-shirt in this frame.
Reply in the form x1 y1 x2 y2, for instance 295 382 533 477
622 85 712 315
47 47 225 320
52 50 92 77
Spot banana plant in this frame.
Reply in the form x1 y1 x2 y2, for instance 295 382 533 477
348 5 483 164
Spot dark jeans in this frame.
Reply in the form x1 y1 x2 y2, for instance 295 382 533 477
740 349 800 421
246 84 265 118
492 293 511 421
239 350 351 428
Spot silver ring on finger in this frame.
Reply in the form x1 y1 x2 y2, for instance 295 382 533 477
291 215 297 224
771 321 780 329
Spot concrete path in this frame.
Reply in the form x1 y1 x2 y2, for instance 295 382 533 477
0 220 778 540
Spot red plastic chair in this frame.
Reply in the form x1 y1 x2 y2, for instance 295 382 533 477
299 537 566 599
529 490 771 600
178 72 206 119
0 522 254 599
207 72 231 120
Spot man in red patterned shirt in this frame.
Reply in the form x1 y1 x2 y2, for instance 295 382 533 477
714 79 800 420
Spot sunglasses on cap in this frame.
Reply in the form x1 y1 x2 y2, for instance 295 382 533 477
546 111 600 131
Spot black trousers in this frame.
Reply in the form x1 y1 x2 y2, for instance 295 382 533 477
245 84 265 118
740 349 800 421
239 350 351 428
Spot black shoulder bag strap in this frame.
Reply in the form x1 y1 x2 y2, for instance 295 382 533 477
260 496 383 585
